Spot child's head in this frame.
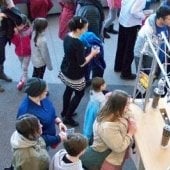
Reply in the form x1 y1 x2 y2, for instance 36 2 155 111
16 14 29 31
91 77 106 92
33 17 48 33
68 16 88 34
63 133 88 157
16 114 42 140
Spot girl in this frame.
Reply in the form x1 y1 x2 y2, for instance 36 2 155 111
81 90 137 170
11 114 50 170
58 16 99 127
31 18 53 79
12 14 32 90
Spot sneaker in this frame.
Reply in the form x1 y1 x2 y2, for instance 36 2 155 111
120 74 136 80
63 117 79 127
61 112 77 118
17 80 25 91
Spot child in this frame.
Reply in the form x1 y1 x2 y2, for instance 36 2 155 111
83 77 111 144
49 133 88 170
31 18 53 79
11 14 32 90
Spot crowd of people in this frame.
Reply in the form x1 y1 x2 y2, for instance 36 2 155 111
1 0 169 169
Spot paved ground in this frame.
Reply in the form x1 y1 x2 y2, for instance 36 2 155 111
0 11 142 169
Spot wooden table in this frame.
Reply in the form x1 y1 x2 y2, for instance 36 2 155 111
130 99 170 170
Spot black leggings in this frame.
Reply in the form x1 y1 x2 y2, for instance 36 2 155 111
32 65 46 79
62 86 84 118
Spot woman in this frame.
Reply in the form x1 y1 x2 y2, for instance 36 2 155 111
75 0 104 38
103 0 121 38
81 90 137 170
58 16 99 127
17 77 67 148
11 114 50 170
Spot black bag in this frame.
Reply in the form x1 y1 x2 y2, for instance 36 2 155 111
4 164 14 170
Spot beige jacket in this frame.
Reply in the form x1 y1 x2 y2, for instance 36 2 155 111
92 119 132 165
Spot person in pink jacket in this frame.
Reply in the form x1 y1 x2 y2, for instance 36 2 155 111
12 14 32 90
58 0 76 40
103 0 121 38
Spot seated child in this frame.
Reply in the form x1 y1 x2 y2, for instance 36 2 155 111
83 77 111 144
49 133 88 170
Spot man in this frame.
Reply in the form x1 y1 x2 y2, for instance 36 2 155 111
134 5 170 75
114 0 146 80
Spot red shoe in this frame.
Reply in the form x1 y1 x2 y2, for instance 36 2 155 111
17 80 25 91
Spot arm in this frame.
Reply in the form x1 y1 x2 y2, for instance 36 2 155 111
130 0 146 20
100 124 132 153
39 39 53 71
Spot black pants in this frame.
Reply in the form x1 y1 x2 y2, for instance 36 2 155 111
62 86 84 118
0 36 8 65
114 24 140 76
32 65 46 79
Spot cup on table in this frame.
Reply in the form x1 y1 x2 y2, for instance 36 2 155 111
161 124 170 148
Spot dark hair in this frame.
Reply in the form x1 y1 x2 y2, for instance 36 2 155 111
33 18 48 46
97 90 129 122
16 114 40 140
68 16 88 31
156 5 170 19
63 133 88 156
91 77 105 92
24 77 47 97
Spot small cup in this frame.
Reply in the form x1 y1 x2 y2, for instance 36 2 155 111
66 128 75 135
92 45 100 53
161 125 170 148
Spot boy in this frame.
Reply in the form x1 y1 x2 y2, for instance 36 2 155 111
83 77 111 144
50 133 88 170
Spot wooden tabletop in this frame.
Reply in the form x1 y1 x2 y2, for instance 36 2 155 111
131 99 170 170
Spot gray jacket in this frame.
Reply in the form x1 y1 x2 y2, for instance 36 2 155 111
134 14 157 58
31 31 53 70
49 149 84 170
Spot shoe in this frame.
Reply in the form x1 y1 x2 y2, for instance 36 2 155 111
105 24 119 34
61 112 77 118
103 28 110 39
0 85 4 92
0 65 12 82
17 80 25 91
120 74 136 80
63 117 79 127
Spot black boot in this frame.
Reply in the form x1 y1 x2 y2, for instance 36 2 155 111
106 24 119 34
103 28 110 39
0 65 12 82
0 84 5 92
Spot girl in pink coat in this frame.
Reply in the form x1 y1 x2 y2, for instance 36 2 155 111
103 0 121 38
12 14 32 90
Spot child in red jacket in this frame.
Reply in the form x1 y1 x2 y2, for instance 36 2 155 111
12 14 32 90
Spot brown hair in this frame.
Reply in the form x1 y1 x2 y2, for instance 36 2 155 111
91 77 105 92
33 18 48 47
16 114 40 140
97 90 129 122
63 133 88 156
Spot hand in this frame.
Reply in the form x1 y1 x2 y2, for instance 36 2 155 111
0 13 7 19
58 131 67 141
58 122 67 132
128 118 137 136
91 46 100 57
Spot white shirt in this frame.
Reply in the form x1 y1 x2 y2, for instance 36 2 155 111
119 0 146 27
